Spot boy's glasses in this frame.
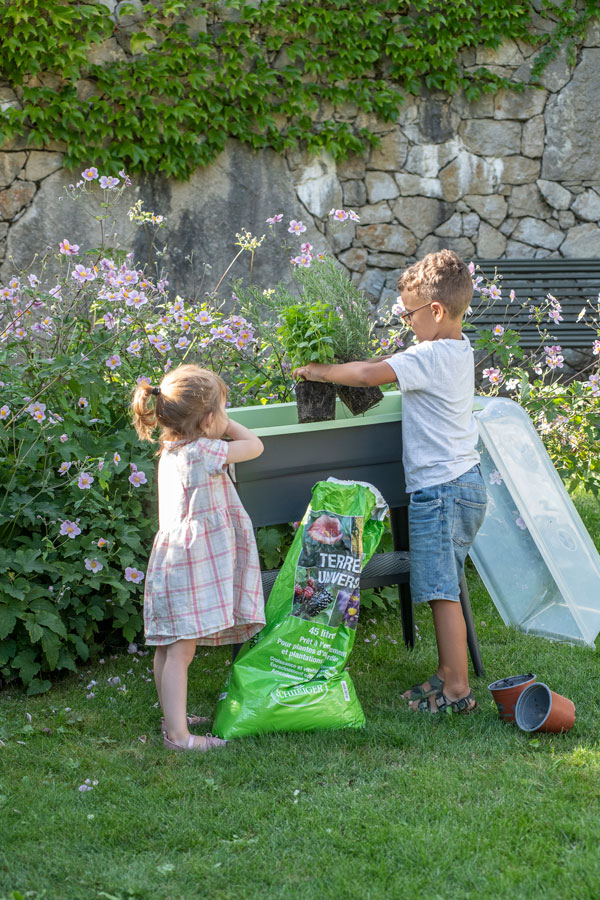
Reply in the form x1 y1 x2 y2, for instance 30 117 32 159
400 301 431 326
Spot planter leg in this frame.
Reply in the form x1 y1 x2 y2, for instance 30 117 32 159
390 506 415 648
399 583 415 649
459 574 485 677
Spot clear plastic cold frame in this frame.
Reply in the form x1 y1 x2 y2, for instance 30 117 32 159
471 397 600 648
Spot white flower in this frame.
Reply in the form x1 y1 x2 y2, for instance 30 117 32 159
125 567 145 584
78 779 98 792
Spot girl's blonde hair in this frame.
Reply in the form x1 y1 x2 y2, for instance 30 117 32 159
131 364 227 450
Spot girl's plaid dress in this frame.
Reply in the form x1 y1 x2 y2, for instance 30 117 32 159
144 437 265 646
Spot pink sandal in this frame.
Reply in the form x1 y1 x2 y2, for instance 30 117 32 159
161 713 211 735
163 732 228 752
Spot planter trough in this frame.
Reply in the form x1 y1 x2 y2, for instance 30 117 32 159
228 391 408 526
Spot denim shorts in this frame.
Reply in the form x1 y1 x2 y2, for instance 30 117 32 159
409 464 487 604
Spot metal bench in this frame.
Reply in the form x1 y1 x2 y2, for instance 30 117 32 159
470 258 600 348
230 412 485 677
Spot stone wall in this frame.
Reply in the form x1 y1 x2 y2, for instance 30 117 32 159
1 26 599 314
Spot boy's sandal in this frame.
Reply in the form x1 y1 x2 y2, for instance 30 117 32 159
163 732 228 751
161 713 211 735
403 673 444 702
415 690 478 715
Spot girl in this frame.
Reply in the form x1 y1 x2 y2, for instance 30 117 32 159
131 364 266 751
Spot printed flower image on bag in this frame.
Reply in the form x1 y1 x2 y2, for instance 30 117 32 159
333 589 361 628
307 514 344 545
292 511 363 629
212 478 388 739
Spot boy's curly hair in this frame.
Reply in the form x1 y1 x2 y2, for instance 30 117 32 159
398 249 473 319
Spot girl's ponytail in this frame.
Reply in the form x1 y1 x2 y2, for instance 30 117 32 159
131 380 159 442
131 365 227 450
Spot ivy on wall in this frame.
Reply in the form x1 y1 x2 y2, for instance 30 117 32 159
0 0 598 179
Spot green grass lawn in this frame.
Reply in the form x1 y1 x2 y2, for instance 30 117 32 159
1 492 599 900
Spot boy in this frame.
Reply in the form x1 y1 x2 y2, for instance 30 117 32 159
293 249 487 714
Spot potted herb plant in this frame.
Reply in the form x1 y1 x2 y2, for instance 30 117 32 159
276 299 337 423
294 257 384 415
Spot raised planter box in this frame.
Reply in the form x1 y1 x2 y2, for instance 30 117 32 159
227 390 408 527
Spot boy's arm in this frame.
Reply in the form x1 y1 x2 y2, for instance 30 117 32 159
293 358 396 388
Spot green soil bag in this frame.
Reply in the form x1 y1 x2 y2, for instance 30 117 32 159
213 478 388 739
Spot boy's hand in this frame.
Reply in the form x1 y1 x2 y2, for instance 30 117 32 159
293 364 327 383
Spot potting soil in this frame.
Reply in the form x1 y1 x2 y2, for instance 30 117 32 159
212 478 388 738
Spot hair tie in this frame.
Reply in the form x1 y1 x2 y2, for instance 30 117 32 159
152 386 161 396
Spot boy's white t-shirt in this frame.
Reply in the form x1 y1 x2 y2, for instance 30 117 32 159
385 334 479 493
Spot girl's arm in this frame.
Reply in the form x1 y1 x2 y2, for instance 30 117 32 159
224 418 264 464
293 358 396 388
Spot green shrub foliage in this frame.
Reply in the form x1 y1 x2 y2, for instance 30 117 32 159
0 181 289 693
0 0 598 178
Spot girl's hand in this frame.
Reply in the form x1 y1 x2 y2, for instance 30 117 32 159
224 417 264 463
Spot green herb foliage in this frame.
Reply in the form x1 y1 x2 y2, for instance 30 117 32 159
0 1 598 178
276 301 336 370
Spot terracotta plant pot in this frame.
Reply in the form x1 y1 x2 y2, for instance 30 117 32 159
336 384 384 416
488 673 536 723
514 682 576 734
295 380 337 424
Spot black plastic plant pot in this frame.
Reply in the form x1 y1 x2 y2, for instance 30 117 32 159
336 384 384 416
295 380 337 423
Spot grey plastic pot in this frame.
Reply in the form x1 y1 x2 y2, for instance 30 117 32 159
514 682 575 734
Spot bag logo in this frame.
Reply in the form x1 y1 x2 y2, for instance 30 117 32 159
271 683 329 708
